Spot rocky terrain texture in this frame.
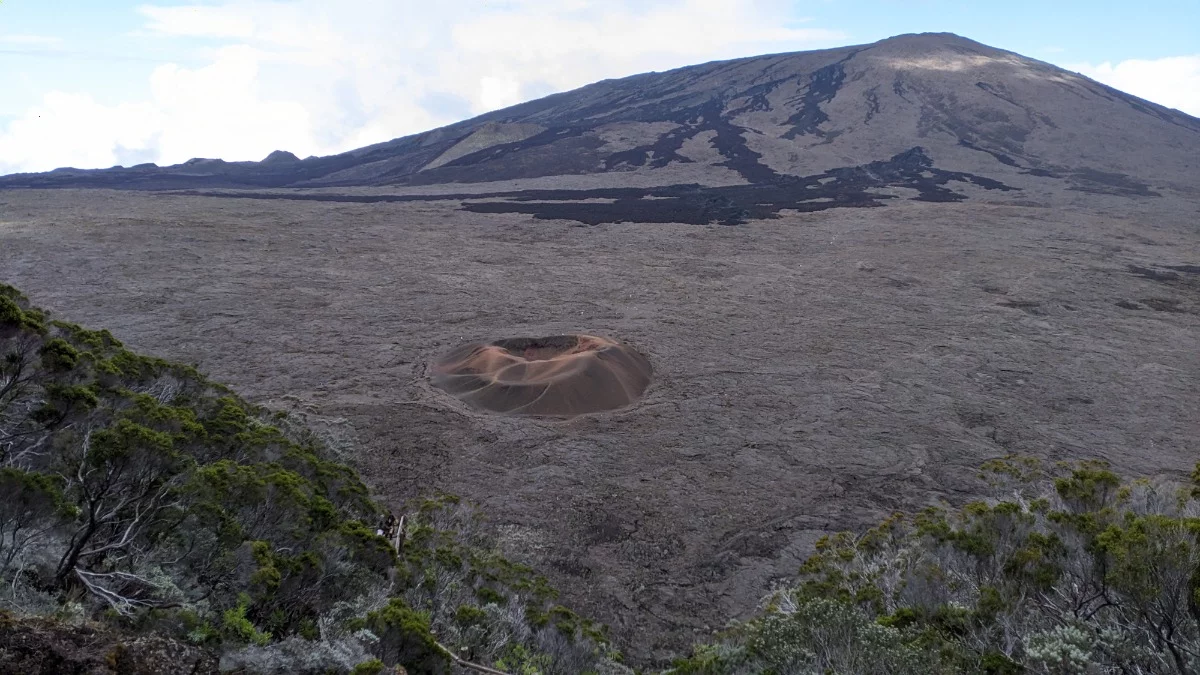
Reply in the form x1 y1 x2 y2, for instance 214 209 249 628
1 32 1198 665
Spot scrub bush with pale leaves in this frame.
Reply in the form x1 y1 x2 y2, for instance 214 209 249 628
671 456 1200 674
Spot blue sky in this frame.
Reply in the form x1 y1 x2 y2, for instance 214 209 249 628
821 0 1200 62
1 0 1197 174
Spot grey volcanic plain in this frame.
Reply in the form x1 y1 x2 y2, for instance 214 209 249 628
2 33 1199 664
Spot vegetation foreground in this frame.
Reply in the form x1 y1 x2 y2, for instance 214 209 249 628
2 283 1199 674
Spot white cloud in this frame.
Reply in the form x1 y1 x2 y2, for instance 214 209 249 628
479 76 523 112
148 46 318 163
136 5 256 39
0 46 321 174
0 0 847 173
1068 55 1200 118
0 93 161 173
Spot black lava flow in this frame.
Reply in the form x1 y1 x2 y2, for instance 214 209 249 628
172 147 1017 226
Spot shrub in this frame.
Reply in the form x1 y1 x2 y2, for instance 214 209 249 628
38 338 79 371
218 635 376 674
350 659 386 675
0 468 70 575
677 456 1200 675
223 595 272 646
361 598 449 674
0 294 44 332
747 598 926 674
0 287 398 648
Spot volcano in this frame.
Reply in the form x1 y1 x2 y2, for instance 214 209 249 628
1 33 1198 666
431 335 653 416
4 32 1197 208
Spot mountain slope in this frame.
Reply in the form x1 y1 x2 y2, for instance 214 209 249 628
3 33 1197 199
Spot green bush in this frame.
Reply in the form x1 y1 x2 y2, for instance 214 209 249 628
0 286 393 646
350 659 386 675
0 468 72 574
222 595 272 646
0 294 44 332
362 598 450 674
676 456 1200 675
39 338 79 371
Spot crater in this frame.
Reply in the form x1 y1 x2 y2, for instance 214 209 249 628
431 335 652 417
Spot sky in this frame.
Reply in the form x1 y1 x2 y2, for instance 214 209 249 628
1 0 1197 175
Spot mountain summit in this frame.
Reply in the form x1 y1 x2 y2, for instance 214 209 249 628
5 33 1197 202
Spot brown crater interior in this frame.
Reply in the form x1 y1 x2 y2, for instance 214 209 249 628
431 334 652 417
